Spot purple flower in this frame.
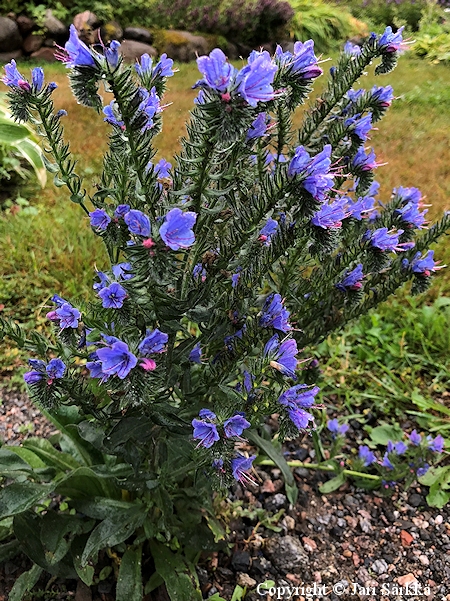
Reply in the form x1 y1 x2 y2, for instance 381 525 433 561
347 195 376 220
304 146 334 201
125 210 151 237
93 270 109 291
260 293 291 332
189 343 202 363
290 40 322 79
347 89 364 103
193 263 207 282
381 453 394 470
57 25 96 68
56 109 67 118
153 158 172 179
416 464 430 478
337 264 364 291
96 340 138 379
138 86 161 130
409 430 422 445
55 303 81 329
23 370 45 384
259 218 278 245
371 85 394 107
311 197 347 229
112 263 133 281
236 52 278 107
378 26 404 53
231 454 256 482
396 202 427 229
265 335 298 378
86 352 104 379
288 407 313 429
231 270 241 288
288 146 311 178
103 101 125 128
2 60 26 87
410 250 442 275
199 409 216 419
358 445 376 467
159 208 197 250
369 227 411 252
352 147 378 172
135 54 153 77
46 358 66 380
243 371 254 394
51 294 67 307
395 186 422 205
344 41 361 56
192 415 219 448
278 384 320 408
327 418 349 437
196 48 236 92
224 414 251 438
115 204 130 217
31 67 44 91
153 53 174 78
90 208 111 231
246 113 269 140
427 434 445 453
138 328 169 355
105 40 121 68
345 113 373 141
98 282 127 309
24 357 66 385
393 441 408 455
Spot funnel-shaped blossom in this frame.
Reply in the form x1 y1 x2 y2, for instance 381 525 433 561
124 210 151 237
231 454 256 482
265 334 298 378
336 264 364 291
371 85 394 107
138 329 169 355
192 412 219 448
378 26 404 53
358 445 376 466
2 60 25 87
89 208 111 231
311 197 347 229
57 25 96 68
96 340 137 379
260 293 291 332
224 414 251 438
98 282 127 309
236 52 277 107
246 113 269 140
159 208 197 250
278 384 320 409
55 303 81 329
196 48 236 92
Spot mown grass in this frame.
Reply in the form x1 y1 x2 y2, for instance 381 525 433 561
0 55 449 428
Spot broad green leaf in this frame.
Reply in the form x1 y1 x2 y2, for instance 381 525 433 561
418 465 450 487
4 446 47 469
71 535 95 586
23 438 81 471
319 473 346 494
427 484 450 508
40 512 90 566
9 564 43 601
0 118 30 143
70 498 141 521
204 514 226 543
248 430 298 504
116 545 143 601
0 482 51 519
14 138 47 188
81 506 146 566
0 517 13 542
231 585 245 601
55 466 121 500
368 424 403 445
0 448 35 476
149 541 202 601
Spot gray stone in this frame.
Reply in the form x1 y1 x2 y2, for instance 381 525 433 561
44 10 67 39
0 49 22 62
123 27 153 45
371 559 388 574
119 39 157 63
16 15 35 36
158 30 209 63
23 33 44 54
0 17 22 52
264 534 309 572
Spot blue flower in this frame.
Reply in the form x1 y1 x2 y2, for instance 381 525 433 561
105 40 121 68
31 67 44 91
265 335 298 378
199 408 216 419
124 210 151 237
347 195 376 221
409 430 422 445
56 110 67 118
243 371 254 394
278 384 320 408
336 264 364 291
115 204 130 218
224 414 251 438
196 48 236 92
231 454 256 482
381 453 394 469
138 86 161 130
347 89 364 103
189 343 202 363
98 282 127 309
344 41 361 56
416 464 429 478
55 303 81 329
300 145 334 201
387 440 407 455
288 407 314 429
427 434 444 453
327 418 349 437
96 340 138 379
93 270 110 291
288 146 311 178
260 293 291 332
46 358 66 380
159 208 197 250
369 228 411 252
192 413 219 448
290 40 322 79
358 445 376 467
396 202 427 229
394 186 422 205
311 197 347 229
371 85 394 107
235 51 278 107
57 24 96 68
111 263 133 281
154 158 172 178
410 250 441 275
89 208 111 231
351 147 377 172
246 113 269 140
378 26 404 53
193 263 207 282
103 101 125 128
135 53 153 77
345 113 373 141
153 53 174 78
86 353 105 380
138 329 169 355
2 60 25 87
24 357 66 384
259 218 278 246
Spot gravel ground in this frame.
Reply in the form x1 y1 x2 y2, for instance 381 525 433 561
1 390 449 601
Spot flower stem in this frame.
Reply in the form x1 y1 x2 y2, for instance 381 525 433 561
258 458 381 481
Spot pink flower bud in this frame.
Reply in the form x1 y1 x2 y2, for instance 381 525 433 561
140 358 156 371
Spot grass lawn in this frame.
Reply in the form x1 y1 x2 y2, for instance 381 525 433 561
0 53 449 431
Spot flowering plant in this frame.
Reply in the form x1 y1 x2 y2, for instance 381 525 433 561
1 26 449 599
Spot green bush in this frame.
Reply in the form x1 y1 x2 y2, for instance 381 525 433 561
341 0 428 32
411 2 450 63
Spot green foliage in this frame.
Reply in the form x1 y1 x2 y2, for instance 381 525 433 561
289 0 368 52
342 0 428 31
410 1 450 63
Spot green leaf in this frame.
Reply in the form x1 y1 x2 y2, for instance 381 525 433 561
149 541 202 601
55 466 120 500
0 118 30 143
40 512 90 566
70 498 141 521
319 472 346 494
0 448 35 476
0 482 52 519
14 138 47 188
247 430 298 504
71 535 95 586
23 438 81 471
230 585 245 601
9 564 43 601
81 506 147 566
426 484 450 509
4 446 47 469
116 545 143 601
418 465 450 487
368 424 403 445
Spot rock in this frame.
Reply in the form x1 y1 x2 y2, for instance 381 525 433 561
400 530 414 547
231 551 251 572
371 559 388 575
236 573 256 588
265 534 309 572
16 15 35 36
30 47 58 62
123 26 153 45
265 493 287 511
44 10 67 40
261 479 275 494
419 554 430 566
23 33 44 54
118 40 157 63
0 17 22 52
397 573 418 587
294 447 308 461
73 11 100 31
435 515 443 525
283 516 295 531
100 21 123 43
408 493 424 507
154 30 209 63
0 49 23 62
302 536 317 552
